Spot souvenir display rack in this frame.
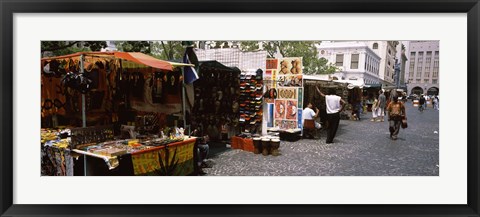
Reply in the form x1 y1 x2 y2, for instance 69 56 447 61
191 61 241 141
238 69 263 134
70 125 114 149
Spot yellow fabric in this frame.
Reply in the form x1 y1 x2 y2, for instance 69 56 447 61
131 140 195 175
131 150 161 175
168 141 194 165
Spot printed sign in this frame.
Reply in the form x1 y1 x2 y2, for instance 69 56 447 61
274 100 286 119
285 100 298 120
267 57 304 130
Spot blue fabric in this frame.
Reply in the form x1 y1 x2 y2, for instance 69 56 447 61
183 50 199 84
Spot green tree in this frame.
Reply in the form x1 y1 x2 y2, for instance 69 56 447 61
41 41 107 57
239 41 337 75
151 41 185 61
317 57 338 75
115 41 151 53
116 41 190 61
237 41 260 52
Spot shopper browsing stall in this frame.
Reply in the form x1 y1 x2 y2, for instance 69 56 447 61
316 86 345 144
302 102 320 139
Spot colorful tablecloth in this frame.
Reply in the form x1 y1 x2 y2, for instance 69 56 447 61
72 137 196 176
131 137 196 176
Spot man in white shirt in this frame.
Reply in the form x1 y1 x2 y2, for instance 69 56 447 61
302 102 320 138
316 86 345 144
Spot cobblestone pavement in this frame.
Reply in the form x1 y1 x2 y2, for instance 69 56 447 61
203 101 439 176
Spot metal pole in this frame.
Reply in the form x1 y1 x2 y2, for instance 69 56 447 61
80 54 86 128
182 69 187 133
79 54 87 176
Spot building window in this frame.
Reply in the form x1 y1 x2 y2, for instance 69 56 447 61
433 51 439 77
321 50 325 55
336 54 344 67
351 54 359 69
432 79 437 84
417 79 421 83
417 52 423 78
426 51 432 63
409 52 415 78
373 43 378 49
424 79 429 83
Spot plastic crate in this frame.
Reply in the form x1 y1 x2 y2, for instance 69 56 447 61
243 139 254 152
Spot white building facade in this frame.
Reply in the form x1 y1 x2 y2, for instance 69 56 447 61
404 41 439 95
317 41 381 85
366 41 398 86
395 41 409 88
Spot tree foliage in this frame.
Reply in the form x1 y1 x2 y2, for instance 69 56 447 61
238 41 260 52
41 41 107 57
115 41 151 53
151 41 185 61
239 41 337 75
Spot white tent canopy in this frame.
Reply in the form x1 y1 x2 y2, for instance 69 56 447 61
303 75 364 89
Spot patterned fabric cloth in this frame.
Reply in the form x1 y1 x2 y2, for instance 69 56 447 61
41 145 75 176
131 140 195 176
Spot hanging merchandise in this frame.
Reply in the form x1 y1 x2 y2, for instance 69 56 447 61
131 71 145 98
152 71 165 103
142 74 152 105
60 71 93 94
192 61 240 141
238 69 263 134
172 71 181 94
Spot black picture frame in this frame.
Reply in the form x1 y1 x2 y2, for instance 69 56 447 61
1 0 479 216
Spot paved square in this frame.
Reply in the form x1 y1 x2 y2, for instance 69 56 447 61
203 102 439 176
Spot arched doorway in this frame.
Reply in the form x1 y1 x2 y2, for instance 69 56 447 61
427 87 439 95
411 86 423 95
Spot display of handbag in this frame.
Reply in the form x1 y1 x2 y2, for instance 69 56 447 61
401 116 408 129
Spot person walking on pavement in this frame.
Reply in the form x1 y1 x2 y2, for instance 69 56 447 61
377 90 387 122
419 94 426 112
387 90 406 140
433 95 439 110
423 94 429 110
370 94 379 122
316 86 345 144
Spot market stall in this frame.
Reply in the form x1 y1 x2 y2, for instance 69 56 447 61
40 51 197 176
362 84 382 112
190 61 241 142
41 51 192 129
303 76 350 123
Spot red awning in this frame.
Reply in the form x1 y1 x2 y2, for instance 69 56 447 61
41 51 173 71
113 52 172 71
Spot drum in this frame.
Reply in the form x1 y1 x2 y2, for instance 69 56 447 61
253 137 262 154
270 139 281 156
261 138 270 156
